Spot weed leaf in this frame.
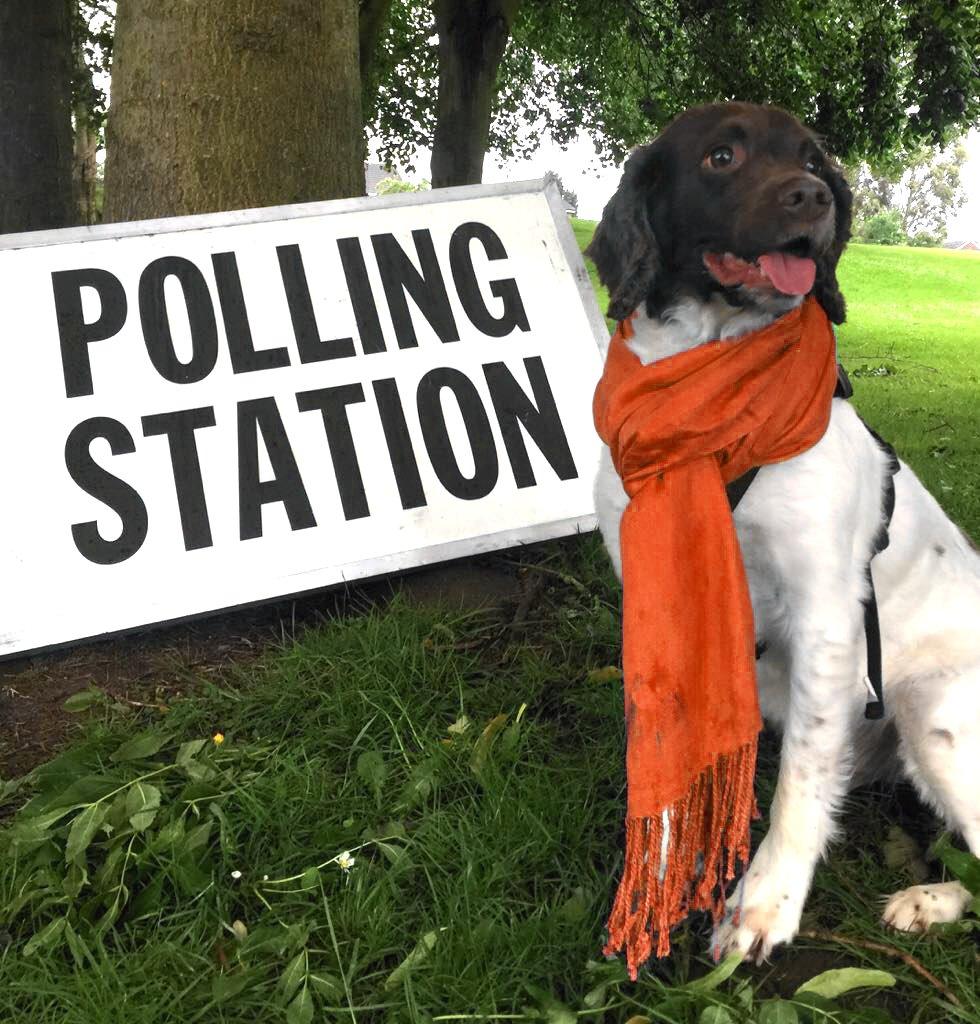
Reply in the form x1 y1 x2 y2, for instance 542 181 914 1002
176 739 208 765
685 951 744 992
126 782 162 831
63 688 107 713
280 949 307 1002
286 985 314 1024
932 834 980 895
111 731 169 762
525 982 576 1024
129 874 166 919
22 916 67 956
582 982 609 1009
385 929 439 989
309 972 341 997
758 1001 799 1024
356 750 387 803
699 1008 736 1024
212 971 252 1002
795 967 895 999
40 773 121 810
183 820 214 854
65 803 110 865
471 714 509 778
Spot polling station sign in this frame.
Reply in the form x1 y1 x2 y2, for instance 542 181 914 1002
0 181 607 658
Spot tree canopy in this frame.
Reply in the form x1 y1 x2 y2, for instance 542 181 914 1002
367 0 980 181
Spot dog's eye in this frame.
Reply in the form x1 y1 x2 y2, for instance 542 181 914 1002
702 144 744 170
804 156 822 174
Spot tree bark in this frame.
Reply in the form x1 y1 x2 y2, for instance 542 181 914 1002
0 0 74 233
104 0 362 222
430 0 521 188
359 0 393 113
72 109 101 225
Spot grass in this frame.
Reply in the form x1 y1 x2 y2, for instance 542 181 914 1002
1 230 978 1023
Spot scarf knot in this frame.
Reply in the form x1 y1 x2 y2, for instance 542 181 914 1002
593 296 838 978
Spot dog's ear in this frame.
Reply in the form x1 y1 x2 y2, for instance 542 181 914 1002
585 143 663 321
813 159 852 324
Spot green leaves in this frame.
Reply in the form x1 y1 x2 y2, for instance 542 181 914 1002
286 986 314 1024
280 949 315 1024
685 952 744 993
932 834 980 896
758 1001 799 1024
65 802 110 865
22 917 67 957
699 1008 736 1024
111 730 170 763
385 929 440 989
795 968 896 1000
63 687 108 713
280 949 308 1002
125 782 161 831
0 731 229 951
356 749 387 805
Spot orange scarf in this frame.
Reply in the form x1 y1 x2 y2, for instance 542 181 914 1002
593 296 838 978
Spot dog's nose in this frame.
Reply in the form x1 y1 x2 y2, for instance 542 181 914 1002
778 176 832 219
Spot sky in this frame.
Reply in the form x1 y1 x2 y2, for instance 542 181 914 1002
396 127 980 241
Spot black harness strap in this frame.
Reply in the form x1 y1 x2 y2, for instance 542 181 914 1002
726 362 897 721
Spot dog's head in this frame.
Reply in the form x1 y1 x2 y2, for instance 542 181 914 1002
587 102 853 324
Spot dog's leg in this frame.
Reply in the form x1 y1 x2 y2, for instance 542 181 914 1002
713 600 864 962
882 662 980 932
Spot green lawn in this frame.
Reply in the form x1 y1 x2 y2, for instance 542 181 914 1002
0 232 978 1023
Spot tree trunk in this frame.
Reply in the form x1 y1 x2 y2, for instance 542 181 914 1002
72 110 101 225
104 0 362 222
430 0 520 188
359 0 393 113
0 0 74 233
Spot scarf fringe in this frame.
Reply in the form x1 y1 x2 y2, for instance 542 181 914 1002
604 740 759 979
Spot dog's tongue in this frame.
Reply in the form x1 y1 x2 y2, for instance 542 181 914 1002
757 252 816 295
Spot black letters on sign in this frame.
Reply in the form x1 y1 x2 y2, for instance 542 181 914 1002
483 357 577 487
277 244 356 363
373 378 426 510
138 256 219 383
449 222 530 337
65 417 148 565
212 251 291 373
337 237 387 355
237 398 316 540
417 368 497 500
372 230 460 349
52 268 128 398
141 406 217 551
297 384 370 520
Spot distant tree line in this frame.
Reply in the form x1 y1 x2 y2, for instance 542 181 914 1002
848 142 968 246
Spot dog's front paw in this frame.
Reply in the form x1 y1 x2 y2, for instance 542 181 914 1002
711 854 810 963
882 882 971 933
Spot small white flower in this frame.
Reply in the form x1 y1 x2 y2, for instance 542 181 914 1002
337 851 355 872
230 869 243 880
262 874 269 881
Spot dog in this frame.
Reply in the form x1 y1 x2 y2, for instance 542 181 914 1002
588 102 980 961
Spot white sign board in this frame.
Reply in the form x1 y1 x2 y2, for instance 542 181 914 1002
0 181 606 658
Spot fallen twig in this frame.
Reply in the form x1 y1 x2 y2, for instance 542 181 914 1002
797 928 961 1007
